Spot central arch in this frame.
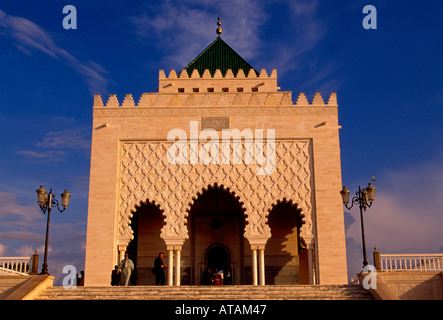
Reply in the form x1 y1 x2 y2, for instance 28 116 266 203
184 183 246 284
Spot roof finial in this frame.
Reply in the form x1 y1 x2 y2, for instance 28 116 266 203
216 16 222 36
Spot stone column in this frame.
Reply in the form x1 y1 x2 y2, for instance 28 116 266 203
248 237 268 286
117 245 126 264
168 249 174 286
305 238 315 285
259 247 265 286
308 248 314 285
175 248 181 286
252 248 258 285
164 238 185 287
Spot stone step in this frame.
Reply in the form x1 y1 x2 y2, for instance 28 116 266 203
0 276 30 299
36 285 372 300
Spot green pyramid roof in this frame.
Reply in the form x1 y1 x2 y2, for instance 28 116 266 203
183 36 258 77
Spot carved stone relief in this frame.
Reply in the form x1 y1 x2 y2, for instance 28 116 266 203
117 139 314 247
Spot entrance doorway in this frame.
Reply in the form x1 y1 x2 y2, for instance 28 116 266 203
205 243 230 274
203 243 232 285
187 184 245 284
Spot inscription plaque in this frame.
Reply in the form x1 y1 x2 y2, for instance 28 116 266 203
201 117 230 131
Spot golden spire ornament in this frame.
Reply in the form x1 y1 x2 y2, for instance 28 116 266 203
216 16 222 36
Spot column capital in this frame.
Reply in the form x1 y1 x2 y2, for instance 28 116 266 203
117 238 131 247
163 237 185 250
167 245 183 251
248 236 268 250
117 244 127 252
303 236 315 250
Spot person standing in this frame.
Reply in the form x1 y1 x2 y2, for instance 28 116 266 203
111 265 121 286
153 252 166 285
119 253 134 286
78 271 84 286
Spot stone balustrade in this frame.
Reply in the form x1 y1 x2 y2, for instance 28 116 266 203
378 253 443 272
0 251 39 276
0 257 32 275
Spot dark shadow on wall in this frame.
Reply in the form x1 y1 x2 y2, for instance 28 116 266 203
266 201 305 285
128 200 166 285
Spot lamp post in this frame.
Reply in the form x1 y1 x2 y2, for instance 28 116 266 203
36 185 71 275
340 182 376 268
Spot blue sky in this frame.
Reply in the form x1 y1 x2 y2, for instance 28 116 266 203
0 0 442 284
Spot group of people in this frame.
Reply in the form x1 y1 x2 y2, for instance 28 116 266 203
111 253 134 286
112 252 233 286
201 268 232 285
111 252 166 286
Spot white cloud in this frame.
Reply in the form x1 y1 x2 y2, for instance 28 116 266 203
0 9 108 95
16 127 91 160
14 244 43 258
15 150 66 160
130 0 268 68
0 231 43 243
130 0 329 89
0 191 43 230
36 128 91 151
264 0 329 84
0 243 7 256
0 192 45 257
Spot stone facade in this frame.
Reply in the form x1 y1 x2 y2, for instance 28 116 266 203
84 67 348 286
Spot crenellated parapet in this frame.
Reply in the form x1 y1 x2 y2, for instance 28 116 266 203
93 92 337 108
93 66 338 116
159 68 276 79
158 68 278 93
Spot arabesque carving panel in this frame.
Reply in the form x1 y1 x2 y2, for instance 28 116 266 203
118 140 314 246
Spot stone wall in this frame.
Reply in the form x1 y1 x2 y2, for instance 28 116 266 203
380 272 443 300
359 272 443 300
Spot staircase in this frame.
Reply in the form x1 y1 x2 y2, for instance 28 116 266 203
0 276 29 299
35 284 372 300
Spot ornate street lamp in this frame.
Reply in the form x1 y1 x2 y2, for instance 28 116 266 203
340 182 376 267
36 185 71 275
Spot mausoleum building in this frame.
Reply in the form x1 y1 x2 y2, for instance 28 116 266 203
84 22 348 286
